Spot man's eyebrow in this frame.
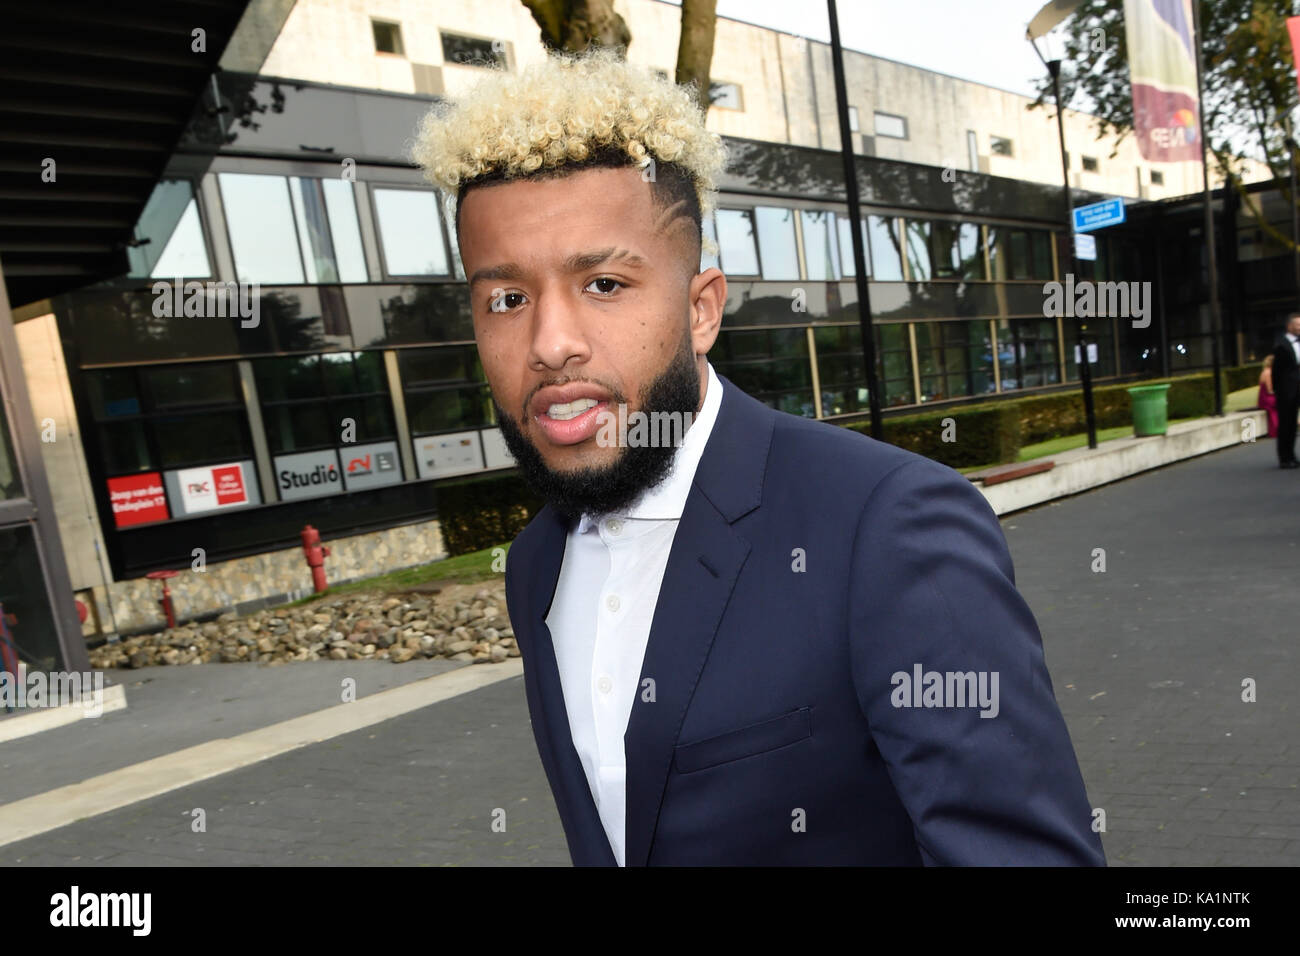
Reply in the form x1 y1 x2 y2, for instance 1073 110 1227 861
468 262 526 286
563 248 647 272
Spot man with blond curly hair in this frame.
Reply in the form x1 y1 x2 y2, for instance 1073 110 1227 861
412 49 1103 867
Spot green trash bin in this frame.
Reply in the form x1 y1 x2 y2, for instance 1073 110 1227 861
1127 384 1171 436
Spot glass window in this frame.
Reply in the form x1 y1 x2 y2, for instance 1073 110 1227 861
146 364 239 408
874 112 908 139
98 421 152 474
372 19 404 55
836 215 870 278
990 136 1014 157
256 352 396 454
988 227 1053 281
254 355 320 403
86 364 250 477
848 106 860 132
996 318 1060 391
150 199 211 279
967 130 979 171
128 179 211 279
904 220 932 280
914 320 995 402
754 206 799 281
925 221 985 280
399 346 492 436
710 328 813 418
323 179 368 283
1082 156 1099 172
715 208 759 276
801 210 840 281
373 188 450 277
0 525 62 671
85 368 142 419
155 411 251 468
709 82 743 110
441 32 505 67
0 400 23 500
405 387 490 434
289 177 335 283
218 173 305 284
867 216 903 280
701 215 720 272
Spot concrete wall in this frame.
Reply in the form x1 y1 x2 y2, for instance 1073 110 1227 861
13 313 109 596
82 517 447 637
250 0 1265 200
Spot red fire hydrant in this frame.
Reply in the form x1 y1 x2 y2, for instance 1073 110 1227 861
301 524 331 593
145 569 179 628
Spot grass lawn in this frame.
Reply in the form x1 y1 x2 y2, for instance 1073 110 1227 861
286 541 511 606
956 385 1262 475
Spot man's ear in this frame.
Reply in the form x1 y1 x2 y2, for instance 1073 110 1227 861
689 266 726 356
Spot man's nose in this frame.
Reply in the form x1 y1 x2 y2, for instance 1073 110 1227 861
528 288 591 370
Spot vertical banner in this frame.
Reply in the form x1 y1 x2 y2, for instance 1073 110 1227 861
1124 0 1201 162
1288 17 1300 100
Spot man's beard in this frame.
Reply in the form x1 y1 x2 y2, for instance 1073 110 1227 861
494 334 701 522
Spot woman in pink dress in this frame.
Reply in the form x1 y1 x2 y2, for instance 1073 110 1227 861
1259 355 1279 438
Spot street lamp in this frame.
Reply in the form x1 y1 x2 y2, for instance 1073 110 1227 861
1027 3 1098 449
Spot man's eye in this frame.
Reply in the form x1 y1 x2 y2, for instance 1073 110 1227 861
489 291 525 312
586 277 622 295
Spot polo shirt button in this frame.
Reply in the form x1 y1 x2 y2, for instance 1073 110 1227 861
597 676 613 694
605 594 620 613
607 519 623 535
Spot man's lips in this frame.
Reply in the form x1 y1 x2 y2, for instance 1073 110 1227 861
529 383 617 447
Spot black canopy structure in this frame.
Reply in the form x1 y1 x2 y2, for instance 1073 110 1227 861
0 0 269 309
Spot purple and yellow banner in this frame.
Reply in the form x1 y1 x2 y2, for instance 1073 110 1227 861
1124 0 1200 162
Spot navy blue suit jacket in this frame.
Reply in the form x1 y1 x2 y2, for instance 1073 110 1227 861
504 373 1105 866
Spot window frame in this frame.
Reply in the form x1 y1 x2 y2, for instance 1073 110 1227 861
371 18 405 57
873 111 909 140
368 183 455 281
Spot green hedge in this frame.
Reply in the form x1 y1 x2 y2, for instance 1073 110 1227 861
848 404 1021 468
847 370 1221 468
1225 363 1261 393
436 472 543 557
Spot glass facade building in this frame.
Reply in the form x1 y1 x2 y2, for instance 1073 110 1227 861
45 74 1174 580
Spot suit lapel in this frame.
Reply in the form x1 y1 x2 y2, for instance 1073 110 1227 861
621 374 775 866
520 506 617 865
622 492 751 866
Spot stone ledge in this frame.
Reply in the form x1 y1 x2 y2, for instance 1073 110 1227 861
975 411 1268 516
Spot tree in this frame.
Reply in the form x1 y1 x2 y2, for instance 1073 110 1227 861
520 0 719 110
1032 0 1300 247
519 0 631 54
676 0 719 111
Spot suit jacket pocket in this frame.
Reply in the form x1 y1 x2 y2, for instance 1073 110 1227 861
673 706 813 774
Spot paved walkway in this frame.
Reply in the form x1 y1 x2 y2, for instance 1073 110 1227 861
1 438 1296 865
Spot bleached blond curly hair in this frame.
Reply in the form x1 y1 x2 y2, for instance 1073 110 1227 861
409 47 727 232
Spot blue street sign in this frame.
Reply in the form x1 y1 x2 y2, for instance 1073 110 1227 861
1072 198 1126 233
1074 233 1097 261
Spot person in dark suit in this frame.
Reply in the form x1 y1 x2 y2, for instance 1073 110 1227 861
1271 312 1300 468
412 50 1104 866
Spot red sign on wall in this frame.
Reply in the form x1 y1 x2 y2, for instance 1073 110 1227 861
107 473 169 528
212 465 247 506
